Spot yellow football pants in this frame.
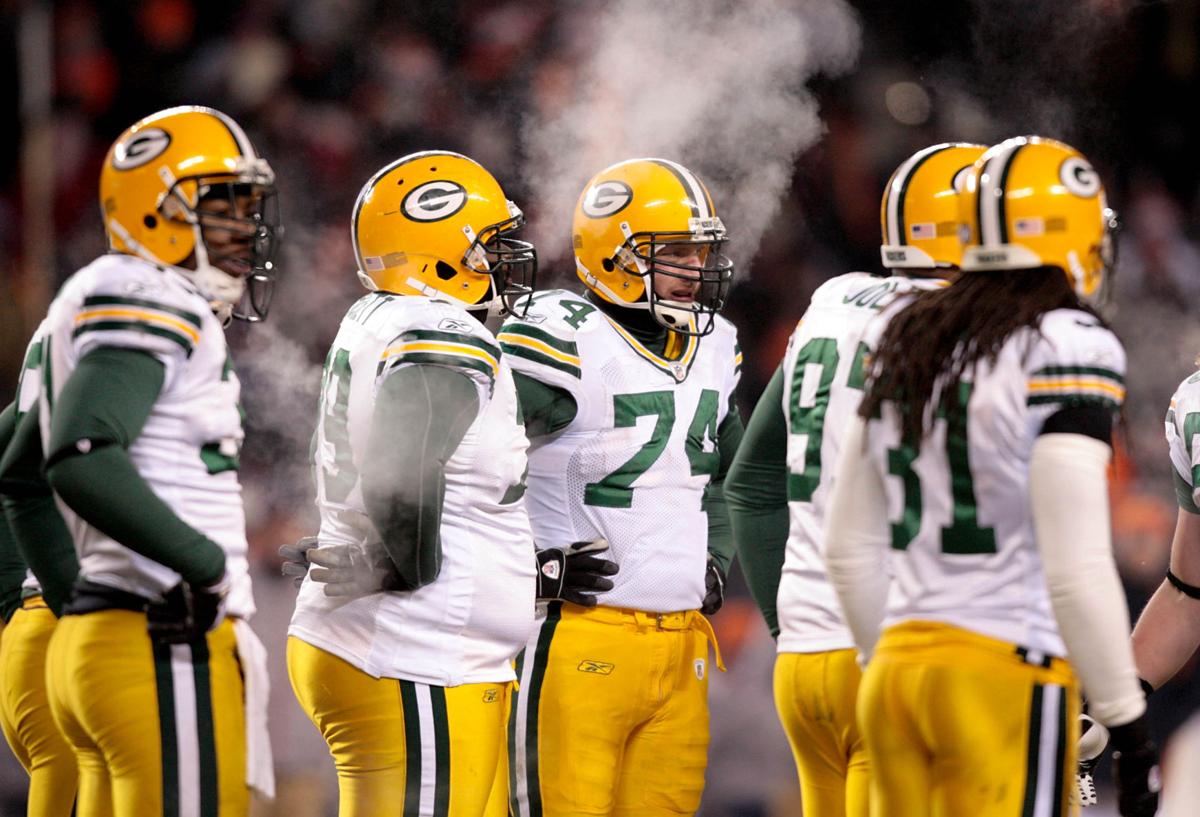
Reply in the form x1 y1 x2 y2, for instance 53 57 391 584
286 636 511 817
774 649 868 817
509 602 720 817
46 611 248 817
0 596 78 816
859 621 1080 817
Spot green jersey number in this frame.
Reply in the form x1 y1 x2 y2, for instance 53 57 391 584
316 347 357 503
786 337 870 502
584 389 722 508
888 381 996 554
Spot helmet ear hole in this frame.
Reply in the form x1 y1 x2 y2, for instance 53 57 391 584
435 261 458 281
143 215 157 229
601 256 615 272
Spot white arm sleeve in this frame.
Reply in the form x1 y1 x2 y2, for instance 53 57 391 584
824 414 892 660
1030 432 1146 727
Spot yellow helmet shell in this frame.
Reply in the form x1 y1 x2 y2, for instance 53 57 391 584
352 151 523 309
572 158 723 307
880 143 987 269
959 136 1117 303
100 105 273 268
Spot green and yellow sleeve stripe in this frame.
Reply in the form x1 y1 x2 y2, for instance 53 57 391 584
73 295 203 355
1026 365 1125 411
498 324 582 379
378 329 500 384
734 343 743 374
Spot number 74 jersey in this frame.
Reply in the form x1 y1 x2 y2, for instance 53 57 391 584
499 290 741 614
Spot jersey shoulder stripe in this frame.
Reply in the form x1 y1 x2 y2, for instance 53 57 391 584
734 341 743 374
73 293 203 355
378 329 500 385
1026 364 1125 409
497 324 582 379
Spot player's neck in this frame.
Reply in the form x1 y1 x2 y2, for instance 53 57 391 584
585 290 670 348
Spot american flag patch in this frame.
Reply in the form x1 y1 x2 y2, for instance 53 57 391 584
1014 217 1045 237
910 222 936 240
363 255 386 271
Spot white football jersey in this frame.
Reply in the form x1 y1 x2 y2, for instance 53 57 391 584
37 254 254 617
1167 369 1200 509
288 293 536 686
777 273 944 653
498 289 741 613
859 307 1126 656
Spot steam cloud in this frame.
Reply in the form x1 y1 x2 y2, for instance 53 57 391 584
520 0 862 275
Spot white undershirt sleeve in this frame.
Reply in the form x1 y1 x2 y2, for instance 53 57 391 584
824 414 892 661
1030 432 1146 727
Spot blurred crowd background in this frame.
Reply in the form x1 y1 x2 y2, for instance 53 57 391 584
3 0 1200 814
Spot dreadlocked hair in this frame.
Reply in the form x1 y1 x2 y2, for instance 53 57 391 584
859 268 1105 448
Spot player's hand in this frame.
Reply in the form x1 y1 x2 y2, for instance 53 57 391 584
536 539 618 607
701 557 726 615
1075 713 1109 807
147 571 231 644
307 541 405 597
1109 715 1161 817
278 536 318 587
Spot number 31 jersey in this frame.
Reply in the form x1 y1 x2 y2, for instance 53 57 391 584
289 293 536 686
778 273 943 653
860 307 1126 657
499 290 741 614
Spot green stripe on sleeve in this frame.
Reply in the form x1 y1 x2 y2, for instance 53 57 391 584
73 320 195 355
1026 394 1120 411
82 295 203 328
394 329 500 360
1030 365 1124 384
400 681 423 817
382 352 495 383
430 686 451 817
499 342 582 380
499 323 578 356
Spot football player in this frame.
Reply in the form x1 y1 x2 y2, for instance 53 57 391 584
502 158 742 817
1 105 281 817
286 151 540 816
824 136 1159 817
0 321 82 817
724 143 985 817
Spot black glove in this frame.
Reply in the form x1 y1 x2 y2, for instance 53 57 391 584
536 539 618 607
1109 715 1161 817
279 536 318 588
701 558 725 615
146 571 230 644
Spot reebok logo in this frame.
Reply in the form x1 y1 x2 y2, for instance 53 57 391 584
482 687 500 703
577 660 614 675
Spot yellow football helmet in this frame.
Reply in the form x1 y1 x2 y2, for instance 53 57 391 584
880 142 987 269
959 136 1119 303
100 105 280 322
572 158 732 336
352 151 536 316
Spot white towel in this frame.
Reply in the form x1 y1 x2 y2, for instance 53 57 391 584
233 618 276 800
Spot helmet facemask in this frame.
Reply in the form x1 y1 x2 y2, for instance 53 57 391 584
463 203 537 318
617 218 733 336
162 165 281 323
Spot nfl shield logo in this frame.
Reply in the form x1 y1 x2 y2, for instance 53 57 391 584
694 659 706 680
